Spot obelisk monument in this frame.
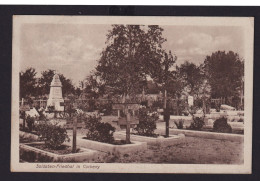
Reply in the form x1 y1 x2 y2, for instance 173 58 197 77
46 73 64 111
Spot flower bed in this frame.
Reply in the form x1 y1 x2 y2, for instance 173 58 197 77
114 131 185 146
156 129 244 142
75 137 147 154
20 142 99 162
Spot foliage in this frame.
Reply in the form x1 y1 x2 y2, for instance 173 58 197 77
35 121 70 149
25 115 36 132
146 80 160 94
87 99 96 112
178 61 203 97
83 73 105 99
151 100 163 109
188 117 205 130
213 117 232 133
84 114 115 143
134 108 159 137
20 68 77 99
20 67 37 98
96 25 167 97
174 119 184 129
151 51 177 91
97 102 113 115
64 103 77 118
46 105 59 118
203 51 244 101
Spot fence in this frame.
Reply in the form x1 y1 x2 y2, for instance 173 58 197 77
19 100 47 108
19 96 243 111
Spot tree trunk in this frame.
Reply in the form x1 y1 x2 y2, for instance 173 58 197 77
164 90 169 137
176 98 179 115
125 108 131 144
72 116 77 153
122 93 131 144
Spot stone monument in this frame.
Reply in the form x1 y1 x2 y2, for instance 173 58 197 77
188 95 194 107
46 73 64 111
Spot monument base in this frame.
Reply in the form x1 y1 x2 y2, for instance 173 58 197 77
46 98 64 112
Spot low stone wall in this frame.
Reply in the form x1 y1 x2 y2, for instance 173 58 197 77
114 131 185 146
156 129 244 142
20 142 99 162
19 131 39 141
75 137 147 154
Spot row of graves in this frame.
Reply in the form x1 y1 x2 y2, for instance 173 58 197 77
19 74 186 163
19 74 244 163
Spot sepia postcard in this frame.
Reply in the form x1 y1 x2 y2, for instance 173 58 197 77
11 15 253 173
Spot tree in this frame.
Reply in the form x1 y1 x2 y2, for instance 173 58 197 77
178 61 203 97
59 74 75 96
20 67 37 99
38 69 55 96
203 51 244 107
146 80 160 94
96 25 166 143
178 61 212 113
83 72 105 99
150 50 177 137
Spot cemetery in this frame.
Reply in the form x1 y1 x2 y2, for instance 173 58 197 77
18 25 245 164
19 71 244 163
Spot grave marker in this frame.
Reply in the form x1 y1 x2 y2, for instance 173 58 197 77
46 73 64 112
112 103 140 143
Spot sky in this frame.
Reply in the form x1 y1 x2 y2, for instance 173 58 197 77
20 23 244 86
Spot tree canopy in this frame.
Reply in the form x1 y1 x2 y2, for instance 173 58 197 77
20 67 37 98
20 68 76 99
203 51 244 99
96 25 167 99
178 61 203 97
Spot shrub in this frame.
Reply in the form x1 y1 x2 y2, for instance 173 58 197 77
213 117 232 133
188 117 205 130
84 114 115 143
25 115 36 132
174 119 184 129
87 99 96 112
37 108 47 121
134 108 158 137
35 122 70 149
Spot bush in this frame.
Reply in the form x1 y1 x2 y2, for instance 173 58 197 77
133 108 158 137
87 99 96 112
213 117 232 133
35 122 70 149
37 108 47 121
84 114 115 143
25 115 36 132
188 117 205 130
174 119 184 129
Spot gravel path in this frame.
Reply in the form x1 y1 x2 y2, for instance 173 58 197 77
90 136 243 164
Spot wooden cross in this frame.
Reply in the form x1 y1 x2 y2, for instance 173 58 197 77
112 103 139 144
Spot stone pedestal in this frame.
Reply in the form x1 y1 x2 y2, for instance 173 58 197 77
46 74 64 112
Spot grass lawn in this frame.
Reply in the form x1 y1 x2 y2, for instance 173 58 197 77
90 136 243 164
65 116 243 164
